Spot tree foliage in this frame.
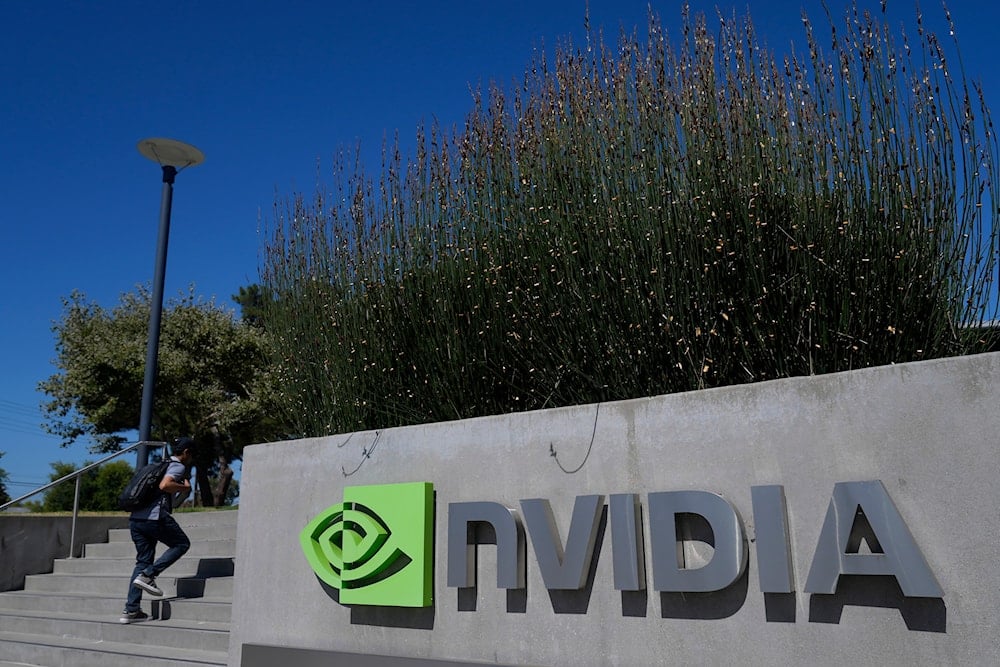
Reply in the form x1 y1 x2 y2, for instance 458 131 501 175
261 5 999 438
40 460 134 512
0 451 10 506
39 286 286 468
232 284 268 329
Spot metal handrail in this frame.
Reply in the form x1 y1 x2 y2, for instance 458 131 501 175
0 440 168 558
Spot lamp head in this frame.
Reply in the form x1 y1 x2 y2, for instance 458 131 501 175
137 138 205 169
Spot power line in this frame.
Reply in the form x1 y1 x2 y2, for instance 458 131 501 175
0 415 46 429
6 479 51 488
0 399 45 418
0 424 61 440
0 398 60 440
0 422 48 434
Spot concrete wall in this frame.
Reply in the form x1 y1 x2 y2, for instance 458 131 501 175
230 352 1000 666
0 515 128 591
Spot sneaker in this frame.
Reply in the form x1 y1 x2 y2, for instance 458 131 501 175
132 573 163 596
119 609 149 624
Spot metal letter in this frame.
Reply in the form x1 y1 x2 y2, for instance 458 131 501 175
609 493 645 590
648 490 747 592
751 485 794 593
520 495 605 590
447 502 525 589
804 480 942 597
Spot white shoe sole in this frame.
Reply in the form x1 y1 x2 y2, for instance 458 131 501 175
132 578 164 596
119 615 148 624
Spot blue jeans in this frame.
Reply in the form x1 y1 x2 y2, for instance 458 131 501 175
124 515 190 612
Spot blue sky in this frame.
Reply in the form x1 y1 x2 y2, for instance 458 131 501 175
2 0 998 497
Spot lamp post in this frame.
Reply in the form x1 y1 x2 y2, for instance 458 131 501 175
135 138 204 467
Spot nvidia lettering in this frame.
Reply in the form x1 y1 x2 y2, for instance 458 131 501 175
301 480 941 610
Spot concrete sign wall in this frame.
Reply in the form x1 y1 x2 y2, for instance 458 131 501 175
229 352 1000 666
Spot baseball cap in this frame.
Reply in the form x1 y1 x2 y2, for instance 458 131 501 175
172 437 197 455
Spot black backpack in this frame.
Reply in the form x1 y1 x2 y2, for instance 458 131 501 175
118 460 171 511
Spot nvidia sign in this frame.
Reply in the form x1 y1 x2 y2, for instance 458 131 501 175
301 480 940 608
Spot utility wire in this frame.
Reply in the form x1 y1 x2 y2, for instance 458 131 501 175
0 398 60 440
0 423 60 440
0 399 44 417
6 479 51 488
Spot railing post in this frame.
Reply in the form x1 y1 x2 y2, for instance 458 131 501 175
69 475 82 559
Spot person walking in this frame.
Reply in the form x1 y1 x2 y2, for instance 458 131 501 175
119 437 196 624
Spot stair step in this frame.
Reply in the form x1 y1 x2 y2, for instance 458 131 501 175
0 591 232 623
53 556 234 577
107 523 238 542
0 610 230 652
84 538 235 559
22 572 233 598
172 510 239 527
0 630 226 666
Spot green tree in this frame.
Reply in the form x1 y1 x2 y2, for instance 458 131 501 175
194 474 239 507
40 286 287 505
0 451 10 506
232 284 269 329
41 460 134 512
89 461 135 511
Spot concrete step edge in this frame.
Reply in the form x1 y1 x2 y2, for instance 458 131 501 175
52 556 234 576
89 537 236 546
54 556 234 564
56 554 233 560
20 574 234 599
0 607 231 633
0 593 233 622
92 529 237 537
0 590 232 604
84 541 236 556
0 630 226 665
24 572 231 583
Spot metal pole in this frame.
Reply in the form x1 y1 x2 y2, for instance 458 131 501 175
137 164 177 468
69 475 82 559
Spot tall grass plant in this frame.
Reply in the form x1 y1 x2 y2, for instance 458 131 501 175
261 4 1000 437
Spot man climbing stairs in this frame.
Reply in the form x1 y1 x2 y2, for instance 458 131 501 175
0 510 237 666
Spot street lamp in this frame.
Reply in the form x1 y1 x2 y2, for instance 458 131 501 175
135 138 204 467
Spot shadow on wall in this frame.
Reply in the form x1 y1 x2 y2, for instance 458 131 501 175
810 575 947 633
659 568 750 620
315 577 437 631
340 570 944 632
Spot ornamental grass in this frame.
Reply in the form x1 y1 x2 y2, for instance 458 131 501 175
261 4 999 437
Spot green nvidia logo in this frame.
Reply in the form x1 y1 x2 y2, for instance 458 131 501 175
300 482 434 607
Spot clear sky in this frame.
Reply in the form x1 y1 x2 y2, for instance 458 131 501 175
2 0 998 498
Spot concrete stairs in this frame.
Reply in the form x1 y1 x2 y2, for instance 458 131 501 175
0 510 237 666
